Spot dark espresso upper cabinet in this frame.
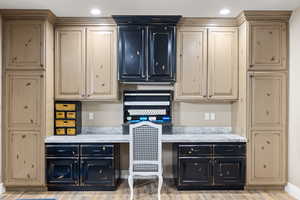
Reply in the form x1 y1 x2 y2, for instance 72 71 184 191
118 26 146 82
148 26 176 82
113 16 181 83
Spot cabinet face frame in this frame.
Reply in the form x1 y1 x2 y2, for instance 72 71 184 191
175 27 208 101
207 27 238 100
4 20 45 70
249 22 287 71
86 26 118 100
55 26 86 100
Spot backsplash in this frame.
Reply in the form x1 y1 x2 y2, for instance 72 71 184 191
81 101 232 127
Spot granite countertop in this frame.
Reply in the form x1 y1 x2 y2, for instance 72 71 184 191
45 126 247 143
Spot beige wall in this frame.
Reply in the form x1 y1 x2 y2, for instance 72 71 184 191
288 7 300 189
82 102 232 127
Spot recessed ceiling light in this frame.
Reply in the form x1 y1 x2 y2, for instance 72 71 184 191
219 8 231 15
90 8 101 16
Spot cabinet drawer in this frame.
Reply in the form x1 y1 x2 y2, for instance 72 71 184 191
214 144 246 156
56 112 65 119
81 144 114 157
67 112 76 119
56 103 76 111
46 145 79 157
67 128 76 135
179 144 212 157
56 120 76 127
56 128 65 135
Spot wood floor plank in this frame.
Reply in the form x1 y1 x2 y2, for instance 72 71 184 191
0 181 295 200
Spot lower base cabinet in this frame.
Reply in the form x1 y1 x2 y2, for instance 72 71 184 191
173 143 246 190
46 143 120 191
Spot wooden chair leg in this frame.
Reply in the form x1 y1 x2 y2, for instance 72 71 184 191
128 175 134 200
158 175 163 200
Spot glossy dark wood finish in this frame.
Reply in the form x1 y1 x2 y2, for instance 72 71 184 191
173 143 246 190
148 26 176 82
46 143 120 191
115 16 180 83
118 26 146 82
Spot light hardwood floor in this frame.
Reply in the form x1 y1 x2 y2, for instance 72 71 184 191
0 181 295 200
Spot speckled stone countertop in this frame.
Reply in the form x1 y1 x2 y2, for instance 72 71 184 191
45 126 247 143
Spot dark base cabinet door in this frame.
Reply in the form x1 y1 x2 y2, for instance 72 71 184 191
81 158 114 186
47 158 79 185
179 158 213 186
214 158 245 186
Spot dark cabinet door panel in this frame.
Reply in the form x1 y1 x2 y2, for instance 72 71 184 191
118 26 146 81
47 158 79 185
214 158 245 185
148 26 176 81
179 158 213 186
81 144 114 157
81 158 114 186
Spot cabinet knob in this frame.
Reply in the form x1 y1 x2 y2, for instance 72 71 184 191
162 65 165 70
81 94 85 97
136 51 140 56
40 64 44 67
249 64 254 68
209 95 213 98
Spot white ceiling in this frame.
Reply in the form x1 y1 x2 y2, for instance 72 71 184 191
0 0 299 17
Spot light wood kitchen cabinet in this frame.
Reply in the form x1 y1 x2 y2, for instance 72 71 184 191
175 27 238 101
6 130 43 186
248 72 287 129
4 20 44 69
249 22 287 71
86 27 117 100
3 13 55 188
249 130 285 185
55 26 118 101
6 71 43 130
175 27 207 100
208 27 238 100
55 27 86 100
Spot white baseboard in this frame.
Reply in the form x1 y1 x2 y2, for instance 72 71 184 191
0 183 5 194
285 182 300 200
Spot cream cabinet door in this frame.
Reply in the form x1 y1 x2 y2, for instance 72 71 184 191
4 20 44 69
208 27 238 100
6 131 43 186
86 27 118 100
6 71 43 130
55 27 86 100
249 72 287 129
249 22 287 70
248 130 285 185
175 27 207 101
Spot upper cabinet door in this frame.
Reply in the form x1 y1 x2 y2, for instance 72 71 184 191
249 72 287 129
6 71 43 130
208 27 238 100
118 26 146 82
55 27 86 100
148 26 176 82
86 27 118 100
175 27 207 101
4 20 44 69
249 22 287 70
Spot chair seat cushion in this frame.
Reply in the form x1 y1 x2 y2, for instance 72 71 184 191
133 164 159 172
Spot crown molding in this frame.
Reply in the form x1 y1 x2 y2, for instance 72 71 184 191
178 17 237 27
237 10 292 25
0 9 293 27
0 9 56 24
55 17 116 26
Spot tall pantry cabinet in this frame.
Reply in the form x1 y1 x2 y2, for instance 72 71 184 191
2 11 55 187
232 11 291 188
